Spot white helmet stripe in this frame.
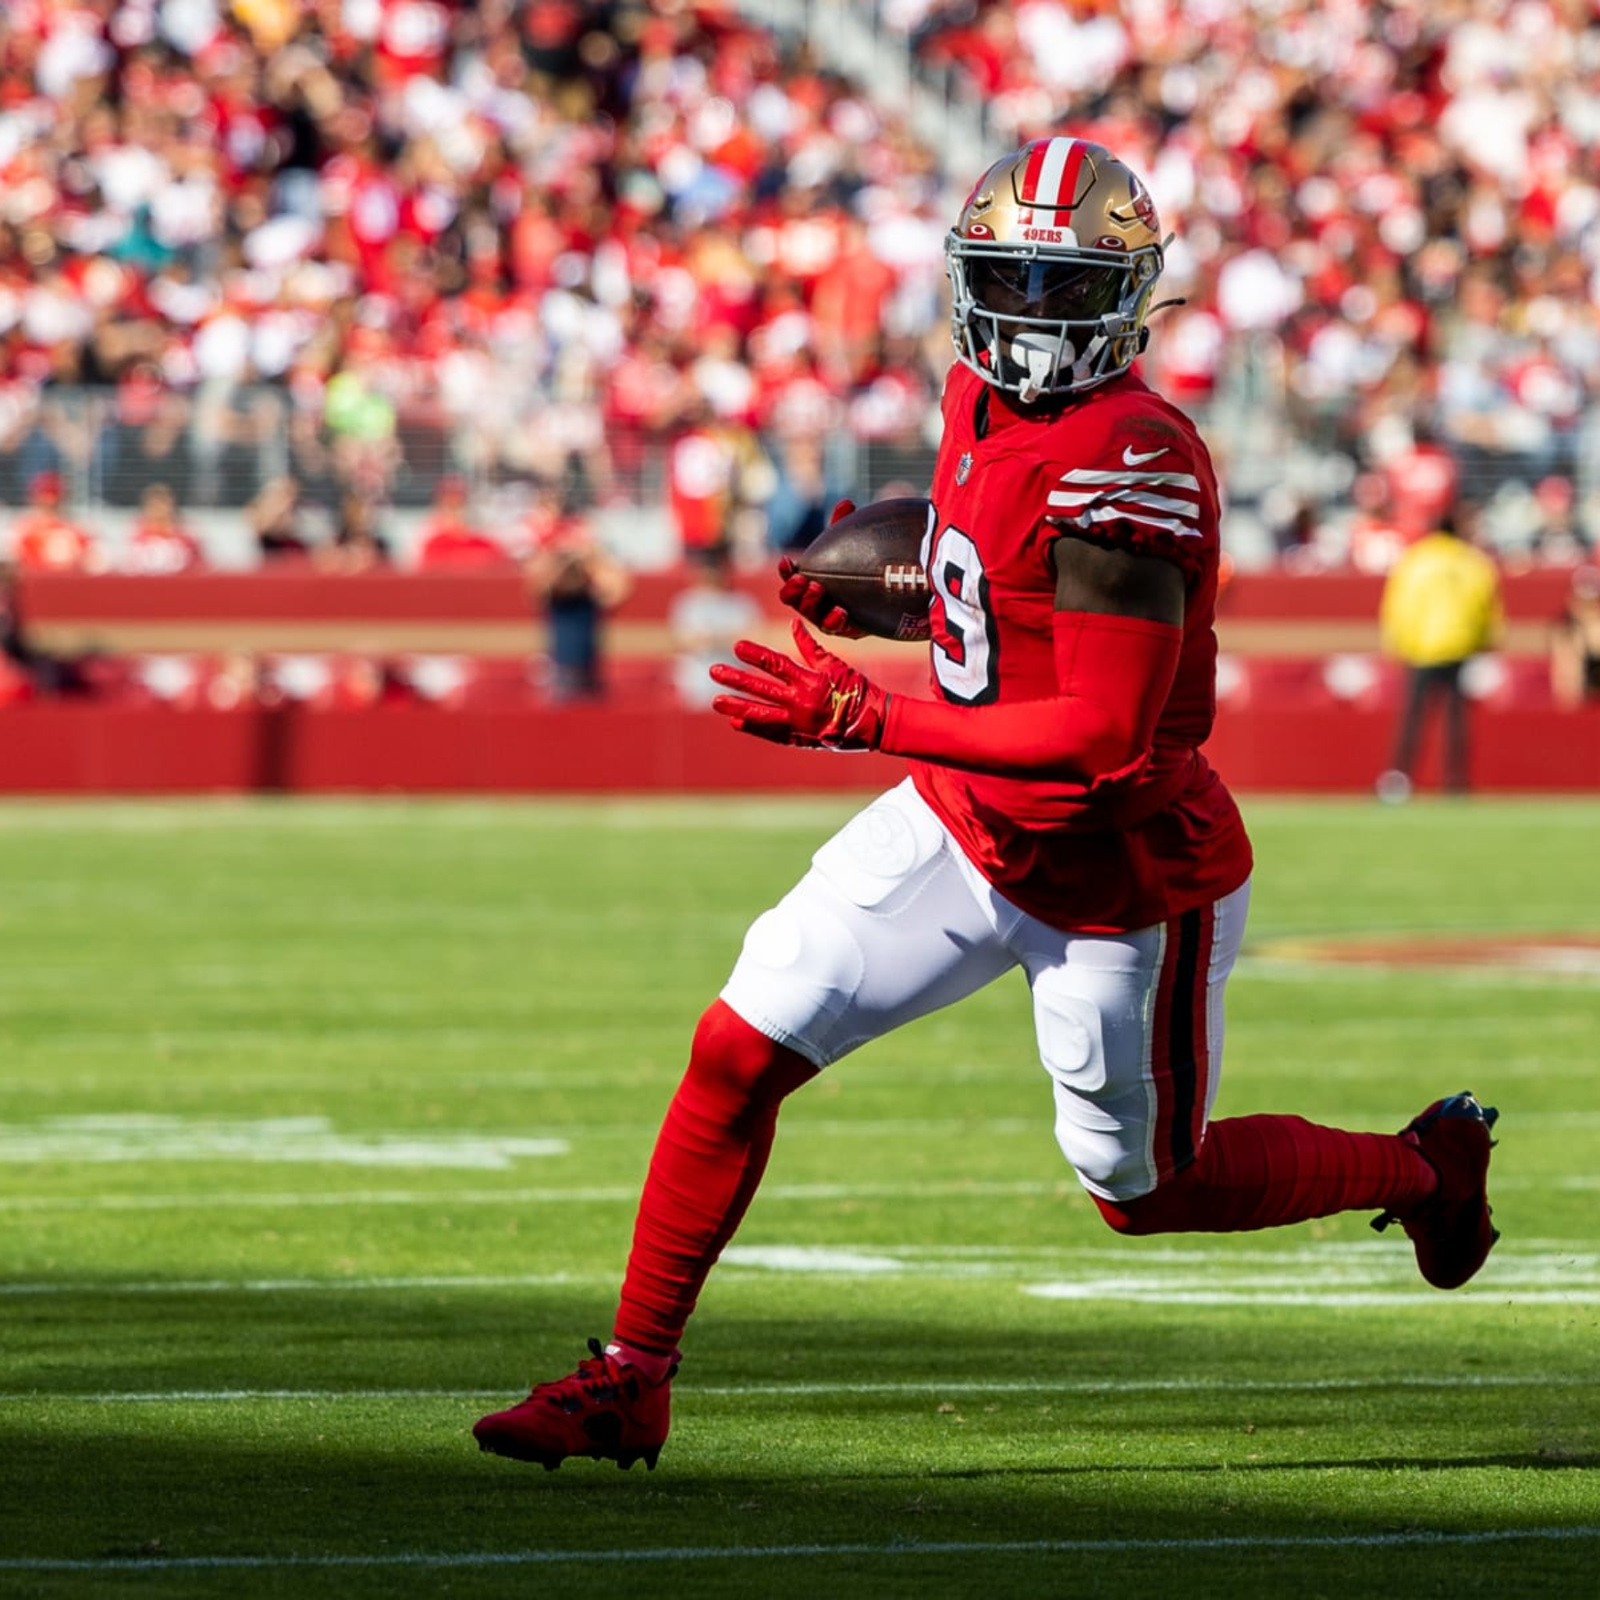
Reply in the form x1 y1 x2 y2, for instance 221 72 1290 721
1031 138 1082 209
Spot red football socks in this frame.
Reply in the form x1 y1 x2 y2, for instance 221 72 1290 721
1093 1113 1438 1234
611 1000 817 1359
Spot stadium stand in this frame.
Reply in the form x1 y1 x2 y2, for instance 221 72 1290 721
1 1 1597 791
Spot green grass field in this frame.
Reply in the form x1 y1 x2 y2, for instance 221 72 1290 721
1 794 1597 1599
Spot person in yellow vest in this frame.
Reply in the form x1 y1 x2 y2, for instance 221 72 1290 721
1376 509 1503 800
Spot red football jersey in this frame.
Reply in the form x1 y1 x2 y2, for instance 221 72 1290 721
910 362 1253 934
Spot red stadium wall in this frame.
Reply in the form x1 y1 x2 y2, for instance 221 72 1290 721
0 702 906 795
2 569 1595 795
3 699 1596 796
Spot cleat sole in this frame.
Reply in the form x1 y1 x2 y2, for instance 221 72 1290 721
474 1435 565 1471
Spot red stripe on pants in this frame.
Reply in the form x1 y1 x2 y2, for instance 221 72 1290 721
1149 905 1213 1184
1184 901 1217 1164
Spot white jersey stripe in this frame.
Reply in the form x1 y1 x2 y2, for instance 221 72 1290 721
1048 487 1202 516
1049 505 1205 539
1036 138 1077 208
1058 468 1201 492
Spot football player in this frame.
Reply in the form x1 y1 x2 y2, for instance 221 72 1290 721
474 139 1499 1472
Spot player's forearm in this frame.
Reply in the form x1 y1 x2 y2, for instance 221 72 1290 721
880 692 1133 778
880 611 1182 781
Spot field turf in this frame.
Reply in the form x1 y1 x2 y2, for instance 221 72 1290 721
0 795 1597 1598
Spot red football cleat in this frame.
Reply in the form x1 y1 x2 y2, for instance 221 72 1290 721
474 1339 674 1471
1372 1091 1500 1289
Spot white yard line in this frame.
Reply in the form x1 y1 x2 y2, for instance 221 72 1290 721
2 1527 1598 1573
0 1238 1592 1300
3 1374 1596 1405
2 1170 1592 1212
0 1185 646 1211
0 1270 1559 1300
0 1271 598 1297
0 1179 1071 1212
1024 1286 1600 1306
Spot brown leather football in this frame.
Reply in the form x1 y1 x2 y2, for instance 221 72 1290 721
794 497 933 641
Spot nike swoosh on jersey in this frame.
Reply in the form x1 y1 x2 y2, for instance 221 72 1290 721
1122 445 1169 466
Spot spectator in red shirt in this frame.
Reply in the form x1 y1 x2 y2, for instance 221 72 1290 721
1384 425 1461 545
811 216 898 389
1345 473 1409 577
414 476 512 570
666 409 757 564
125 483 205 574
7 473 108 574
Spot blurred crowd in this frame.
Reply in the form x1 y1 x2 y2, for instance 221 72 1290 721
0 0 943 572
908 0 1600 569
1 0 1599 584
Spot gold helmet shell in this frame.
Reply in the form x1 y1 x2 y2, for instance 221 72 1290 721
946 138 1165 401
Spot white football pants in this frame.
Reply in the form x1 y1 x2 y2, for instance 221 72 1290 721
721 779 1251 1201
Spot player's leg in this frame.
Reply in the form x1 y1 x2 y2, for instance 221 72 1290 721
1441 661 1470 793
471 999 814 1472
607 997 814 1371
1019 881 1496 1285
616 781 1017 1348
475 781 1018 1467
1388 664 1429 780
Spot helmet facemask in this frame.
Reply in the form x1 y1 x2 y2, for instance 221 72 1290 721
949 238 1161 403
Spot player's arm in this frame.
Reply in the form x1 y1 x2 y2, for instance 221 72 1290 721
710 535 1184 783
1051 530 1184 623
876 535 1183 778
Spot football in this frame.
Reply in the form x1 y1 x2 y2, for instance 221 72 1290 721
795 496 934 641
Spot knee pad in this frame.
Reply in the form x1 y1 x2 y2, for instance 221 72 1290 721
721 891 868 1065
739 896 866 1000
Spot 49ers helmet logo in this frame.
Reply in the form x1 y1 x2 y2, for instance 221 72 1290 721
1128 179 1159 232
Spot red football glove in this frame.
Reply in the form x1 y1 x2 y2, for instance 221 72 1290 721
775 499 866 638
710 620 889 750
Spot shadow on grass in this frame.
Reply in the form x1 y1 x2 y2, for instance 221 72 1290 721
2 1423 1597 1600
3 1286 1598 1586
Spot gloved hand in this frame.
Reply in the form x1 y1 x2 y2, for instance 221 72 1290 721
775 499 866 638
710 620 889 750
